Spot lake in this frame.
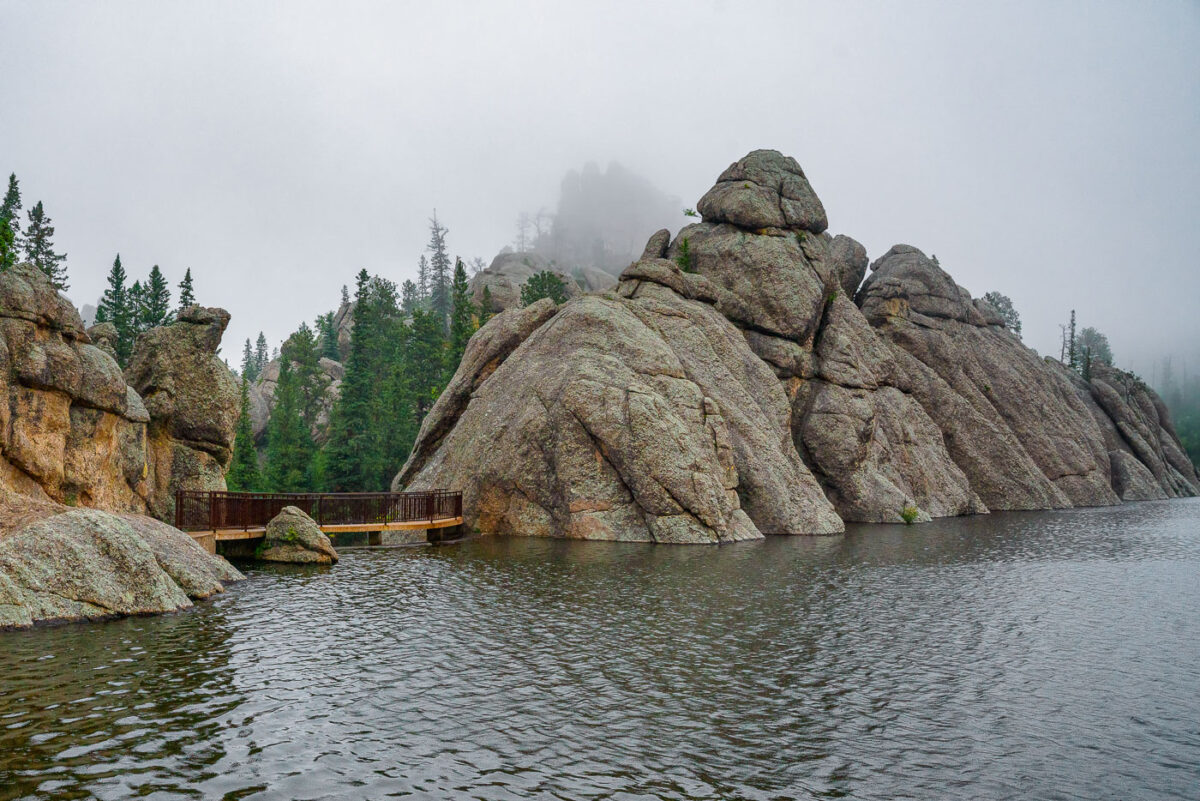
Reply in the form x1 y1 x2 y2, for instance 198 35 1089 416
2 500 1199 800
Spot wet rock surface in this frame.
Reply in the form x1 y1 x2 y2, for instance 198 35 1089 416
258 506 338 564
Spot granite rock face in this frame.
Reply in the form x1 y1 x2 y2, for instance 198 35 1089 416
258 506 338 564
125 306 240 522
249 356 341 442
401 149 1195 539
0 490 242 629
470 252 581 314
0 264 152 511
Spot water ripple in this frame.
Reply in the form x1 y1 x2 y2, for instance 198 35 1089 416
2 499 1199 799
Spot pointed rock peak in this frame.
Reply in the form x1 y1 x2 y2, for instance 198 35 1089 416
858 245 988 327
696 149 828 234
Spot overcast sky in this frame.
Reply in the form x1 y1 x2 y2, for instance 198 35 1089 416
3 1 1198 380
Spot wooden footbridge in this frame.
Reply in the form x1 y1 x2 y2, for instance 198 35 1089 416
175 490 464 554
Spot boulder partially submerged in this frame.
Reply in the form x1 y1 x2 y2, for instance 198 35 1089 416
0 490 242 629
257 506 338 564
395 149 1198 540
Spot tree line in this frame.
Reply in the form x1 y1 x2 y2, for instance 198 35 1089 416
227 213 500 494
0 173 68 290
95 256 197 366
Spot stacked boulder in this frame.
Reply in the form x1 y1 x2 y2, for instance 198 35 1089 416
394 150 1198 541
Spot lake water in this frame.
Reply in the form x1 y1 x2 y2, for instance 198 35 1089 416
2 500 1199 800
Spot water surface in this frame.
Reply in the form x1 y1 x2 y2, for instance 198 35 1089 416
2 500 1199 800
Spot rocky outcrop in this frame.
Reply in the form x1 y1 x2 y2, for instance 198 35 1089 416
0 264 151 511
257 506 338 564
249 356 342 442
470 252 581 313
125 306 240 522
0 489 242 629
394 149 1197 540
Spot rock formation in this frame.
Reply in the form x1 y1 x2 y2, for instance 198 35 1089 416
0 263 152 510
125 306 240 522
258 506 338 564
470 252 582 314
395 149 1198 541
249 355 342 443
0 489 242 629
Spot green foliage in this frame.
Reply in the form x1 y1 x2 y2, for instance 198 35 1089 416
447 258 476 381
521 271 569 306
675 237 694 273
139 264 172 329
0 173 21 272
982 290 1022 339
427 212 452 327
683 208 698 218
241 338 258 381
96 255 136 366
254 333 269 377
226 380 263 492
265 357 316 492
315 311 340 361
400 279 420 316
900 504 920 525
1077 326 1113 377
479 285 494 327
177 267 195 310
21 201 68 290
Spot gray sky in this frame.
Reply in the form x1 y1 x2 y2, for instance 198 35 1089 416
3 1 1198 378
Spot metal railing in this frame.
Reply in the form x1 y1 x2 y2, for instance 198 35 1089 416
174 490 463 532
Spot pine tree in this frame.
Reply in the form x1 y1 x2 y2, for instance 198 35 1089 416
20 201 68 289
479 286 494 327
241 338 258 381
0 174 21 272
226 380 263 492
400 279 419 316
140 264 172 329
427 212 452 326
128 280 146 337
323 269 384 491
340 284 350 306
416 255 429 299
96 255 135 365
520 271 569 306
1068 309 1078 371
316 312 340 361
177 267 195 310
447 257 476 380
265 357 316 492
407 307 447 424
283 323 328 432
255 332 269 375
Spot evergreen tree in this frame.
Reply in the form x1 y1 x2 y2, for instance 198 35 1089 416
177 267 195 310
96 255 135 365
255 332 269 374
0 174 21 272
416 255 429 299
982 290 1021 339
521 271 569 306
447 258 476 380
323 269 385 491
427 212 452 326
400 279 419 316
241 338 258 381
140 264 172 329
226 380 263 492
340 284 350 306
21 201 68 289
128 280 146 337
406 307 447 424
284 323 328 432
316 311 340 361
265 357 316 492
1067 310 1078 370
479 286 495 327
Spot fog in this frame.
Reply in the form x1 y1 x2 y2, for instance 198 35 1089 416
3 1 1198 377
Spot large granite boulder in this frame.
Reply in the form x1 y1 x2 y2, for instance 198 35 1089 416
469 251 581 313
392 149 1197 542
856 246 1121 511
0 489 242 629
0 264 151 511
125 306 240 522
257 506 338 564
395 264 845 543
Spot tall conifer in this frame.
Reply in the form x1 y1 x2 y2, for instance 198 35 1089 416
447 258 476 380
323 269 383 490
265 358 315 492
96 255 135 365
21 201 68 289
227 380 263 492
427 212 451 326
140 265 172 329
177 268 195 310
0 174 21 272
